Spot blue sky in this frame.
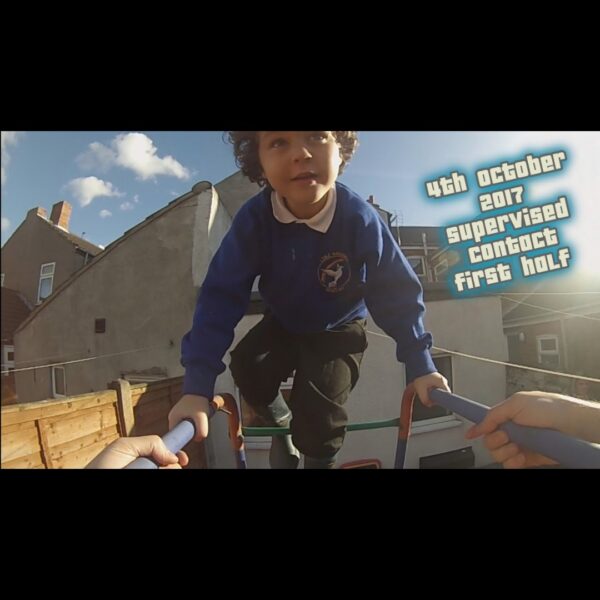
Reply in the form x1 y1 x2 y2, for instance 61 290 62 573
2 131 598 275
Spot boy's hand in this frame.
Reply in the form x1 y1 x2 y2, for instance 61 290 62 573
168 394 211 442
412 372 450 408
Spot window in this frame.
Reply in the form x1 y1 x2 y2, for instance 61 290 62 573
2 345 15 377
411 354 454 422
537 335 560 367
406 256 426 278
95 318 106 333
37 262 56 303
52 366 66 398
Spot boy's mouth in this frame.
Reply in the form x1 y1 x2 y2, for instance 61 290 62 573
291 171 318 181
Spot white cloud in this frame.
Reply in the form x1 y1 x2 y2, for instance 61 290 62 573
76 141 116 172
133 194 140 203
1 131 24 186
66 176 124 207
99 209 112 218
1 216 11 231
120 201 134 211
76 133 190 181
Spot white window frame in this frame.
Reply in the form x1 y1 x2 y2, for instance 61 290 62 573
37 262 56 304
52 366 66 398
406 256 426 278
2 345 15 377
537 334 560 366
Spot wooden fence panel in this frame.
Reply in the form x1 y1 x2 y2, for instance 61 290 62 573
2 451 45 469
43 405 118 448
49 425 120 463
1 391 118 427
53 435 121 469
0 376 201 468
1 423 41 464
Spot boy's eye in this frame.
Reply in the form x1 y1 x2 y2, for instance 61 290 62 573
267 132 329 149
309 132 329 142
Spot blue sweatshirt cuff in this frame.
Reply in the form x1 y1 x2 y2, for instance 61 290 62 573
404 349 437 383
183 365 218 399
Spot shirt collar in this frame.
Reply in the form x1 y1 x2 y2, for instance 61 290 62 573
271 186 337 233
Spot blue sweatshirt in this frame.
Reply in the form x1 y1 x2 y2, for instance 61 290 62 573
182 182 436 398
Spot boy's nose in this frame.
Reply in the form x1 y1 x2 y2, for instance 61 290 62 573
291 144 313 161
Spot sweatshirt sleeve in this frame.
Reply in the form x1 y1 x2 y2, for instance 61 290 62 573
181 203 261 398
362 210 436 383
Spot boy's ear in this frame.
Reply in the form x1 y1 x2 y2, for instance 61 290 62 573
261 171 271 187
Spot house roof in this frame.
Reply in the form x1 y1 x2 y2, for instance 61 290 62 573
15 181 213 335
1 288 32 343
51 226 104 256
2 212 105 257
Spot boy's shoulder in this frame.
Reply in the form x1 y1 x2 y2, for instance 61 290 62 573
336 182 381 223
236 187 271 219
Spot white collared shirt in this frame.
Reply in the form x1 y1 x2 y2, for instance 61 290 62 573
271 187 337 234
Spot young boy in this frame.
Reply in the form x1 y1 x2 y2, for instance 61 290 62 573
168 131 450 468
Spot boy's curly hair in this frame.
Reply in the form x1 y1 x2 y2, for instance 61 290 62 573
226 131 359 187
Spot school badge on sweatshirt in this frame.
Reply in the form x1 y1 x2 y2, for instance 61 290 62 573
318 252 351 293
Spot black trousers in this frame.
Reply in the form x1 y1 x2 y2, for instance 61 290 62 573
229 310 368 459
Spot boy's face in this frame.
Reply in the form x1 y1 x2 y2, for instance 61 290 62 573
257 131 343 209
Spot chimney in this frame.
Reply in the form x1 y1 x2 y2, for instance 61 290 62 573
50 201 72 231
367 195 380 208
27 207 48 220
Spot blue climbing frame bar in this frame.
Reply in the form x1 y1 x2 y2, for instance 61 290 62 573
394 384 600 469
125 393 247 469
126 388 600 469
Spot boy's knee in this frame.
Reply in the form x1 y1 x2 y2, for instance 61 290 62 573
304 357 356 404
290 397 348 458
292 425 346 460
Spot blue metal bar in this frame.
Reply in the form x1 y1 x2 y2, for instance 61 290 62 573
430 389 600 469
125 396 248 470
124 419 197 469
125 405 218 469
125 389 600 469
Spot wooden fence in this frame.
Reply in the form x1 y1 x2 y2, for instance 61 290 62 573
1 376 206 468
